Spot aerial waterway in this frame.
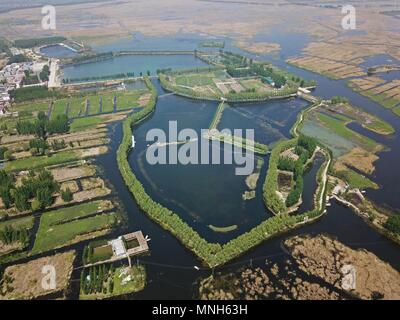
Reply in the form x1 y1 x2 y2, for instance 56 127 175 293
65 32 400 298
93 76 400 299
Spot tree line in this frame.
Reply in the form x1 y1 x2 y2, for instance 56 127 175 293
0 168 59 212
14 36 67 48
80 263 115 296
10 86 66 103
16 111 69 138
0 225 29 249
63 71 139 83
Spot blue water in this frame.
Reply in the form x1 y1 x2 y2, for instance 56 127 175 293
40 44 77 57
62 54 209 80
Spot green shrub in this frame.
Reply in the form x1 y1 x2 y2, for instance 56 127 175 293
384 215 400 234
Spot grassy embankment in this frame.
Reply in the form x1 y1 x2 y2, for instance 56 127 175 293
205 101 269 155
348 81 400 116
295 100 390 190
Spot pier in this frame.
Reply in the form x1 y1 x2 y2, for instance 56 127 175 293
84 231 150 268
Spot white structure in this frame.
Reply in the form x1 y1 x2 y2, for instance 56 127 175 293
132 134 136 148
109 238 126 257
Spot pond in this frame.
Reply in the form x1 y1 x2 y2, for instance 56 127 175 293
62 54 209 80
40 44 78 58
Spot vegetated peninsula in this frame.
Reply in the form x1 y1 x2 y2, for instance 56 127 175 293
158 51 316 102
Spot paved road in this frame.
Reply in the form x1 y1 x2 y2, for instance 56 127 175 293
48 59 61 88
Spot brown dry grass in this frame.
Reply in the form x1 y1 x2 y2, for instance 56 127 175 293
285 234 400 300
334 147 378 175
0 251 75 300
50 164 96 182
235 41 280 55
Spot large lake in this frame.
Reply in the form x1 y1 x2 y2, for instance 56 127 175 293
60 32 400 299
62 54 208 80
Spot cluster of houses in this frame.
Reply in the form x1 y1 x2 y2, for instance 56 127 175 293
0 62 31 116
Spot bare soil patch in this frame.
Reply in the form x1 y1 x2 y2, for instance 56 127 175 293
0 251 75 300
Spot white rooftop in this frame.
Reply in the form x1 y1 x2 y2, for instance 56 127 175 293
109 238 126 256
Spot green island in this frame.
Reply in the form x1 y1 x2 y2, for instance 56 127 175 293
79 264 146 300
158 51 315 103
208 224 238 233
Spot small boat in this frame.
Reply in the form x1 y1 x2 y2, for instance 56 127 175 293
132 135 136 148
194 266 200 271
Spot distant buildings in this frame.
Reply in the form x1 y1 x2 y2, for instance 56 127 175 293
0 62 31 90
0 62 31 116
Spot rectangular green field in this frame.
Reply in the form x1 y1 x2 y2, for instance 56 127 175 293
88 96 101 115
5 150 78 171
175 73 216 87
316 112 380 152
32 212 117 253
336 168 378 190
69 115 105 132
100 94 116 113
38 200 113 226
51 100 68 119
114 90 144 111
14 101 50 114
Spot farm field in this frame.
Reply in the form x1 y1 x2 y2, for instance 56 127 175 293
32 200 120 253
348 78 400 114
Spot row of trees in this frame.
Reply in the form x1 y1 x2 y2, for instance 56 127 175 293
274 135 318 207
40 65 50 82
80 264 115 296
10 86 66 103
331 96 349 104
0 146 11 161
63 71 138 83
0 170 14 209
0 225 29 248
16 111 69 138
0 169 59 212
14 36 66 48
226 62 287 88
70 51 113 64
7 54 30 65
263 139 297 214
384 215 400 234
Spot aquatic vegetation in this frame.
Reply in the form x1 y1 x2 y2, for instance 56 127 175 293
208 224 238 233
